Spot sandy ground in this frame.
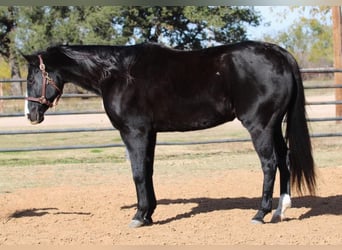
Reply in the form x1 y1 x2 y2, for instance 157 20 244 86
0 166 341 245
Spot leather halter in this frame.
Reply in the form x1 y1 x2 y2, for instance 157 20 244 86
26 55 62 107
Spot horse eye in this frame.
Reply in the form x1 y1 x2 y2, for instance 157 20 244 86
28 76 36 85
28 68 39 85
28 80 35 85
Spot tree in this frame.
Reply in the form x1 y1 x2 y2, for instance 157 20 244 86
115 6 260 49
263 7 333 68
15 6 260 54
0 6 22 95
0 7 13 59
1 6 261 94
264 18 333 68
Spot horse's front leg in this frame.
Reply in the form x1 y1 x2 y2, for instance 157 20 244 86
120 129 157 228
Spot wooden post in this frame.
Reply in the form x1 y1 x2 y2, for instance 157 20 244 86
0 82 3 113
332 6 342 121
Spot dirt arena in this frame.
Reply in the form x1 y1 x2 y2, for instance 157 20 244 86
0 164 341 245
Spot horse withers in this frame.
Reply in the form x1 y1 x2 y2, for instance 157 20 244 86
24 41 316 227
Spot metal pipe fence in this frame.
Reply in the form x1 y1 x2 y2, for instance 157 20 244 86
1 68 342 152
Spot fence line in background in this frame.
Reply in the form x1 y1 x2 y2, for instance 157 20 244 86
1 68 342 152
1 84 342 119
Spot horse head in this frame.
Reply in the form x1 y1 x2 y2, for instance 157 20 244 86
23 53 63 124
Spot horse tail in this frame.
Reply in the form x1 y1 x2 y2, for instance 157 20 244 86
285 56 316 195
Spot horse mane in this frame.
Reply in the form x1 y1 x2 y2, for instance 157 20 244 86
44 45 137 84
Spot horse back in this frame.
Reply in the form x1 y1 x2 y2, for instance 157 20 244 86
103 42 294 132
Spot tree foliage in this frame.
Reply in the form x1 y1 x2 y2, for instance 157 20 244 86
0 6 260 94
264 7 333 68
115 6 260 49
13 6 260 54
0 7 15 59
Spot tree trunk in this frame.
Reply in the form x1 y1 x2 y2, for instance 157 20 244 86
0 82 3 113
9 49 22 96
6 6 22 96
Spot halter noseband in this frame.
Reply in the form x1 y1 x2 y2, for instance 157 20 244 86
26 55 62 108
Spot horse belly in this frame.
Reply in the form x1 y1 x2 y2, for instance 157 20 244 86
153 99 235 132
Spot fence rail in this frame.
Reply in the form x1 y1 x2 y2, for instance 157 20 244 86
1 68 342 152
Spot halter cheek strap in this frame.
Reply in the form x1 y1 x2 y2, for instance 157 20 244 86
26 55 63 107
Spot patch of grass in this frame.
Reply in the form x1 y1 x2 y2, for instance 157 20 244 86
0 148 127 167
91 149 103 153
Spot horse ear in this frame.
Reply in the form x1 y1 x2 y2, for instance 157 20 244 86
21 53 39 66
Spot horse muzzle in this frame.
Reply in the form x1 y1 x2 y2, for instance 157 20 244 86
27 112 45 125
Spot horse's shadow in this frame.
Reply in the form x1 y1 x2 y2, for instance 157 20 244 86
121 195 342 224
8 208 91 219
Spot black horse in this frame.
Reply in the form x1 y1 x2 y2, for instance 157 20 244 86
24 41 316 227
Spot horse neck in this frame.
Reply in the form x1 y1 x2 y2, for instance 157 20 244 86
51 45 132 96
58 55 105 96
62 67 103 95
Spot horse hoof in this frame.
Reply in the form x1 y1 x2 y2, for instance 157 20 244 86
129 219 145 228
251 219 265 225
270 214 282 223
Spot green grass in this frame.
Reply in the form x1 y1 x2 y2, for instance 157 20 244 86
0 147 127 167
1 137 340 193
90 149 103 153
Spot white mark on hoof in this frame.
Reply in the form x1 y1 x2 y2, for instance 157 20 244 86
129 219 145 228
251 219 265 225
271 194 292 223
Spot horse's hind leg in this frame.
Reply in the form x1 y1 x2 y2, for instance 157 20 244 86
246 125 278 224
120 128 157 228
271 125 292 223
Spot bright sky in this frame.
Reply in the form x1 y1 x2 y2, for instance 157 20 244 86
246 6 332 40
247 6 292 39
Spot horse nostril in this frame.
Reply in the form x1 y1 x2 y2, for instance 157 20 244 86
27 110 44 124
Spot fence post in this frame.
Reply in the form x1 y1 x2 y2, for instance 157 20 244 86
0 82 3 113
333 6 342 122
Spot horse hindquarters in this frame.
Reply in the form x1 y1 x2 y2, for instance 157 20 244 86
229 44 305 223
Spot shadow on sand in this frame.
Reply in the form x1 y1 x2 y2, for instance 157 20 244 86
121 195 342 225
8 207 91 220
